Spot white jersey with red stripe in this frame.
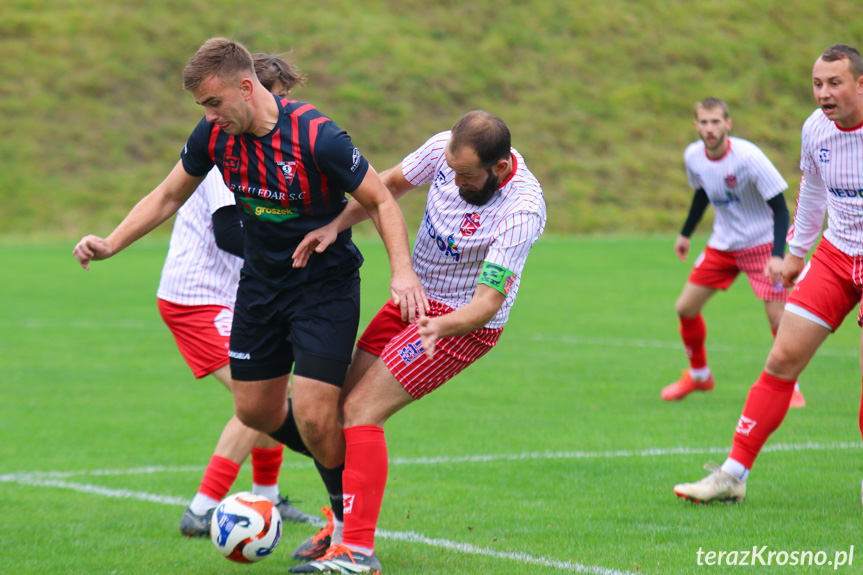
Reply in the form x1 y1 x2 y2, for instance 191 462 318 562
401 131 546 329
684 136 788 252
787 109 863 257
157 167 243 307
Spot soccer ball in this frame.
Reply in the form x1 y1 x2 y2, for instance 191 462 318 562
210 492 282 563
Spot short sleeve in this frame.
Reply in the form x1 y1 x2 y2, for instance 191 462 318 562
181 118 216 178
312 121 369 193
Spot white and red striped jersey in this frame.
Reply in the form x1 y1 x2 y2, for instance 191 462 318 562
157 167 243 307
787 109 863 257
401 131 546 329
684 136 788 252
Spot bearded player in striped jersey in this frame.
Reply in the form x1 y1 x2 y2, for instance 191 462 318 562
661 97 805 409
674 44 863 504
287 110 546 574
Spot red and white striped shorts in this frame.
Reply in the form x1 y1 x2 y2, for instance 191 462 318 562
356 299 502 399
689 243 788 301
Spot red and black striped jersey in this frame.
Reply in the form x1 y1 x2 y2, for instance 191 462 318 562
181 95 368 287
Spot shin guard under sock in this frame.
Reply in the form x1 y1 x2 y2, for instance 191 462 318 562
729 371 795 469
341 425 388 551
679 314 707 369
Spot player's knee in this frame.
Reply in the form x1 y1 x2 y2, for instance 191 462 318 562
234 399 281 434
296 418 342 466
675 298 698 318
764 345 801 379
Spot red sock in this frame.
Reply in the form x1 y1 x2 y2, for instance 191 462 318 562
679 314 707 369
199 455 241 501
251 445 284 487
341 425 388 551
858 378 863 441
729 371 795 469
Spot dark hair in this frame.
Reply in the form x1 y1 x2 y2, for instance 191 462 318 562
449 110 511 167
694 97 729 119
252 52 306 93
183 38 254 92
820 44 863 79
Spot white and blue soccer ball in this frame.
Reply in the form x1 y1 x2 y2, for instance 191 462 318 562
210 492 282 563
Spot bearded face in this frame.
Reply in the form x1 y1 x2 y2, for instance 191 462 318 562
458 166 500 206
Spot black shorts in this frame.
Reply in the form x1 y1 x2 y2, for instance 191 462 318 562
229 267 360 385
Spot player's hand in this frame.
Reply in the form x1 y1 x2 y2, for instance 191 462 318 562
292 226 338 268
72 235 114 270
390 270 429 324
763 255 784 289
674 235 690 262
417 315 439 360
781 254 806 289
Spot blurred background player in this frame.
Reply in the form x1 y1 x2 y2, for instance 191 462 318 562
288 110 546 574
157 52 316 536
673 44 863 504
662 97 805 408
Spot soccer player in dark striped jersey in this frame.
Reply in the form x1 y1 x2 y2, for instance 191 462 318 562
73 38 428 544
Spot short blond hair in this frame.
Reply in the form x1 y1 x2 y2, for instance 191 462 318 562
183 38 254 92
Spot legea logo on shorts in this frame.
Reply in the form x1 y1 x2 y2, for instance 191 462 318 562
398 338 425 365
229 350 251 360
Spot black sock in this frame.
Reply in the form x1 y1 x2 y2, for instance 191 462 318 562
267 398 312 457
314 459 344 521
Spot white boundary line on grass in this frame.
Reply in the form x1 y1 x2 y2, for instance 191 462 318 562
11 319 860 359
3 441 861 575
1 477 636 575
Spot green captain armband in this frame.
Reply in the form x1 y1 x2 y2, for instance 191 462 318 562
477 261 517 296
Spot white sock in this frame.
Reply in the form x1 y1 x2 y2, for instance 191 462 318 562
690 366 711 381
721 458 750 482
332 516 344 545
189 493 219 515
252 483 280 504
345 543 375 555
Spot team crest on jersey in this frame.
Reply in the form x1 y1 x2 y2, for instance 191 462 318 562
277 161 297 185
460 212 481 236
724 174 738 189
398 338 425 365
224 156 240 172
819 148 831 163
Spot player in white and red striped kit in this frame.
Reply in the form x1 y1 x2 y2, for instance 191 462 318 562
674 44 863 504
661 97 804 408
288 111 545 574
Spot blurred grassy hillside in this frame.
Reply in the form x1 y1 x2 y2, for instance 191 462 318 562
2 0 861 240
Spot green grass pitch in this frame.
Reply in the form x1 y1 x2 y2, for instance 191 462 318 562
1 236 861 574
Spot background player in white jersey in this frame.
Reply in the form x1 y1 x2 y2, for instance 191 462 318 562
661 97 805 409
158 54 315 536
674 44 863 504
288 110 546 574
